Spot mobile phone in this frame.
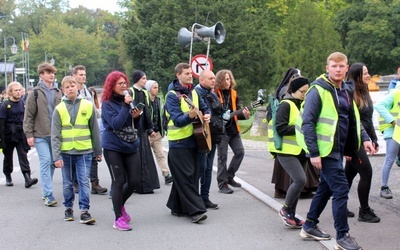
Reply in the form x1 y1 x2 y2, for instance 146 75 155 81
136 102 145 110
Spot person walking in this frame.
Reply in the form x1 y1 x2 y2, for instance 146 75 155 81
374 77 400 199
0 82 38 188
130 70 160 194
51 76 102 224
268 76 309 229
214 69 250 194
195 69 224 209
345 62 380 223
23 62 63 206
296 52 375 250
165 62 210 223
101 71 141 231
72 65 107 195
145 79 173 184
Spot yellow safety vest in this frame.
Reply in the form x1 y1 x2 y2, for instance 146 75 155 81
393 113 400 143
267 99 302 155
130 87 150 106
296 85 361 157
55 99 93 151
378 90 400 132
166 90 199 141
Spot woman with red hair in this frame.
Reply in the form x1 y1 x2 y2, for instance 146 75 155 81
101 71 141 231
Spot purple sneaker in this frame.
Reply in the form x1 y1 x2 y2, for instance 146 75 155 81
121 206 131 223
113 216 132 231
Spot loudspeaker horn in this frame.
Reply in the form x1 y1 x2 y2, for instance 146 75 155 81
195 21 226 44
178 28 202 49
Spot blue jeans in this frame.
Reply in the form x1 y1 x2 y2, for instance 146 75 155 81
382 138 400 186
61 153 92 211
304 157 349 239
35 137 55 198
198 144 217 200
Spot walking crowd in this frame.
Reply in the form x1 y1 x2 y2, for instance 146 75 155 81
2 51 399 249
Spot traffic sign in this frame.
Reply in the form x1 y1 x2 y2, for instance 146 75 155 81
190 54 213 78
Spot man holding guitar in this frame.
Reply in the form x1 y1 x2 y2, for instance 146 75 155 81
165 63 211 223
215 69 250 194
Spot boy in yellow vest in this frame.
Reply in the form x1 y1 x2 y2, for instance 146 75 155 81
51 76 102 224
296 52 375 250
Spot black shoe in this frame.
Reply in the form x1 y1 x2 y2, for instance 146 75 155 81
204 199 220 210
191 213 207 223
171 211 185 217
347 208 355 218
228 179 242 188
80 211 95 224
24 172 38 188
300 226 331 240
219 184 234 194
358 207 380 223
64 208 74 221
335 233 362 250
5 175 13 187
164 174 173 184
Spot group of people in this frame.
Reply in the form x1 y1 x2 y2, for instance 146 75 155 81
266 51 400 250
2 60 250 231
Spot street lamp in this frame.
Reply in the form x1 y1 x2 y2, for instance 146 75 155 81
64 60 72 76
3 36 18 89
44 52 55 65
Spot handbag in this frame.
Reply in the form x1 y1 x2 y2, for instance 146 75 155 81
113 119 138 143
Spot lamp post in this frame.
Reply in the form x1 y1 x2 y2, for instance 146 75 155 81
3 36 18 89
44 52 55 65
64 60 72 76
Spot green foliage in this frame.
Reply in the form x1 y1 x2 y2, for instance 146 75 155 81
336 0 400 74
274 1 344 82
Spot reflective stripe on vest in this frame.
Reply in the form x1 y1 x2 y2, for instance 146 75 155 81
166 90 199 141
56 100 93 151
296 85 361 157
267 100 302 155
378 90 400 132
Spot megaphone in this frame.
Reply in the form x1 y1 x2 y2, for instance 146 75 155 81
195 21 226 44
178 28 202 49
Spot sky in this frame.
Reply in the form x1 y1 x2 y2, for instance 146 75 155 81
68 0 121 13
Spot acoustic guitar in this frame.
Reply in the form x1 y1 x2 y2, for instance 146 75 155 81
181 94 212 152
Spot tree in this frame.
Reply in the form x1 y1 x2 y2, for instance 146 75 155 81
275 1 344 81
336 0 400 74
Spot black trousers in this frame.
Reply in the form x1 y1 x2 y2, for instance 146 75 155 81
3 139 31 176
167 148 206 216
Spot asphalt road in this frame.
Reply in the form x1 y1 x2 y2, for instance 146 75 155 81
0 138 398 249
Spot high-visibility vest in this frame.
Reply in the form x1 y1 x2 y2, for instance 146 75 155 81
166 90 199 141
55 99 93 151
296 85 361 157
267 99 302 155
378 90 400 132
130 87 150 106
393 113 400 143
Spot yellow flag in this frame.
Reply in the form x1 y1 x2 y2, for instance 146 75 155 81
21 39 25 51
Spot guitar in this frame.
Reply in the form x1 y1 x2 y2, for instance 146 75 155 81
181 94 212 152
226 99 265 119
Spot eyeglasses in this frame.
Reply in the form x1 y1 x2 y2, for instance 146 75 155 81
117 82 127 86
